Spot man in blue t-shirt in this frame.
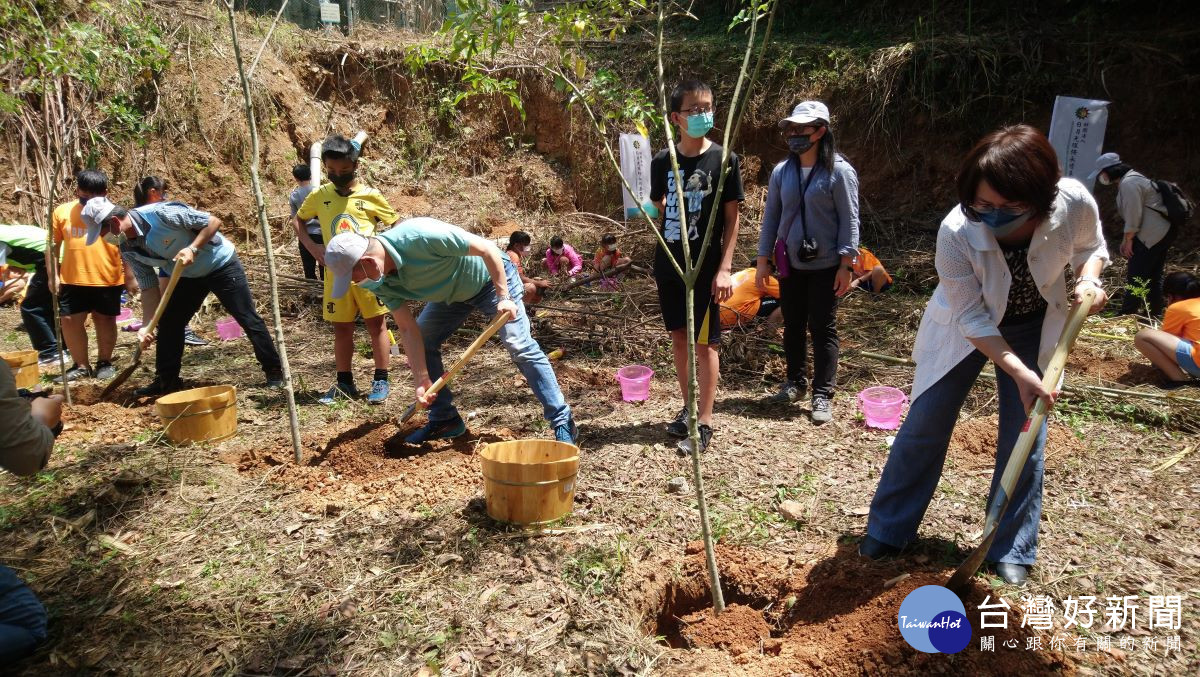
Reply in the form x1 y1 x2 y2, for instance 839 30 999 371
322 218 577 445
81 197 283 396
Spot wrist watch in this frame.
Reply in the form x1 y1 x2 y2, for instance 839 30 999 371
1077 275 1103 289
186 245 200 255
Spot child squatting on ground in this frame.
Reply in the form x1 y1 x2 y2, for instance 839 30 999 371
1134 271 1200 388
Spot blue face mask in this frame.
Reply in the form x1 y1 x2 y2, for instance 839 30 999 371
686 112 714 139
976 209 1032 238
357 274 385 292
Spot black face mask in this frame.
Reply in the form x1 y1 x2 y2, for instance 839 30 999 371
328 172 355 189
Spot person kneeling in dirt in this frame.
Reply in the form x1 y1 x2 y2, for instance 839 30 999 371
592 232 631 290
1134 272 1200 389
323 222 578 444
505 231 548 305
848 246 892 294
719 267 780 330
81 197 285 396
0 360 63 662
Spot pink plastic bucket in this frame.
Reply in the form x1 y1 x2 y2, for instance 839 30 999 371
215 317 242 341
615 365 653 402
857 386 908 430
116 307 134 325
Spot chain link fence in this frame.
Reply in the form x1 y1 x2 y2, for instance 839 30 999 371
244 0 453 33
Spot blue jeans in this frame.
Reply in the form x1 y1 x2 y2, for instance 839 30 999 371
0 565 47 664
19 267 59 361
866 318 1048 565
417 259 571 428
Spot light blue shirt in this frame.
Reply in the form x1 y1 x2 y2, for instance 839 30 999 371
372 217 493 308
128 201 235 277
757 154 860 270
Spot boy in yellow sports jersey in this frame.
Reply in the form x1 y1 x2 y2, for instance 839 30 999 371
295 135 395 405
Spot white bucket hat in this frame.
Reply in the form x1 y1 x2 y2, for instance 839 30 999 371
1087 152 1122 182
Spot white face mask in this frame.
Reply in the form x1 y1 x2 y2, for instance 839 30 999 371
605 243 618 252
552 247 563 255
1098 174 1112 186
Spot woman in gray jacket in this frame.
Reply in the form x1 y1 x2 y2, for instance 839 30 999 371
756 101 860 423
1088 152 1175 317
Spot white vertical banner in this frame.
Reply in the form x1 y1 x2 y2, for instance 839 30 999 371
1048 96 1110 191
619 132 656 219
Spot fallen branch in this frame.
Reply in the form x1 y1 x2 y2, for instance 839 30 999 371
554 261 641 293
855 350 1200 405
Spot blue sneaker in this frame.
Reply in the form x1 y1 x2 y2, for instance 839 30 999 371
404 416 467 444
554 419 579 444
319 382 359 405
367 379 390 405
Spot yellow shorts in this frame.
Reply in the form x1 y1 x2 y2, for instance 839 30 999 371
323 281 389 323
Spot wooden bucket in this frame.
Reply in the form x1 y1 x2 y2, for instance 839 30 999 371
2 350 39 389
479 440 579 526
155 385 238 444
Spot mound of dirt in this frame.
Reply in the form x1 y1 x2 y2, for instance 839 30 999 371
230 420 519 512
1067 351 1166 387
640 543 1074 675
57 383 158 444
678 603 771 654
948 416 1085 471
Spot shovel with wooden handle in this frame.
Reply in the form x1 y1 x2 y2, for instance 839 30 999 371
946 287 1097 594
101 264 185 399
399 311 512 424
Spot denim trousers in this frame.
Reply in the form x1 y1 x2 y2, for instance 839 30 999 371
417 259 571 428
19 267 59 360
0 565 47 664
157 256 282 382
866 317 1048 565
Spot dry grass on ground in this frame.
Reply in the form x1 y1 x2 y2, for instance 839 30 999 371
1 257 1197 675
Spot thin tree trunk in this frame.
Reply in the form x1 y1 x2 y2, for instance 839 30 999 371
224 0 304 463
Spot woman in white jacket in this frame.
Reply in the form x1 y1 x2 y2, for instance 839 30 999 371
861 125 1109 585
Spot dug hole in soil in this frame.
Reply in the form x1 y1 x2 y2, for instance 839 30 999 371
227 419 522 514
638 543 1074 675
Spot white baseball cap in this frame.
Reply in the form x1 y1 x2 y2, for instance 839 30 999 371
324 232 372 299
779 101 830 127
1087 152 1122 182
81 196 118 245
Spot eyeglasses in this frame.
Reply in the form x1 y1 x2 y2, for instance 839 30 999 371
680 105 714 115
967 201 1029 217
783 125 822 136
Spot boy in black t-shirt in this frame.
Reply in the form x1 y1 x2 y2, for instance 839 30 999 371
649 79 745 455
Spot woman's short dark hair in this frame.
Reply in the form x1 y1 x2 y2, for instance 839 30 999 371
133 176 168 207
956 124 1061 218
1164 271 1200 300
550 236 564 248
601 232 617 245
508 231 531 249
293 164 312 181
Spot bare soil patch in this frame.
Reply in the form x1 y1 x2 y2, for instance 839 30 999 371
228 420 519 513
948 415 1087 471
642 543 1075 675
